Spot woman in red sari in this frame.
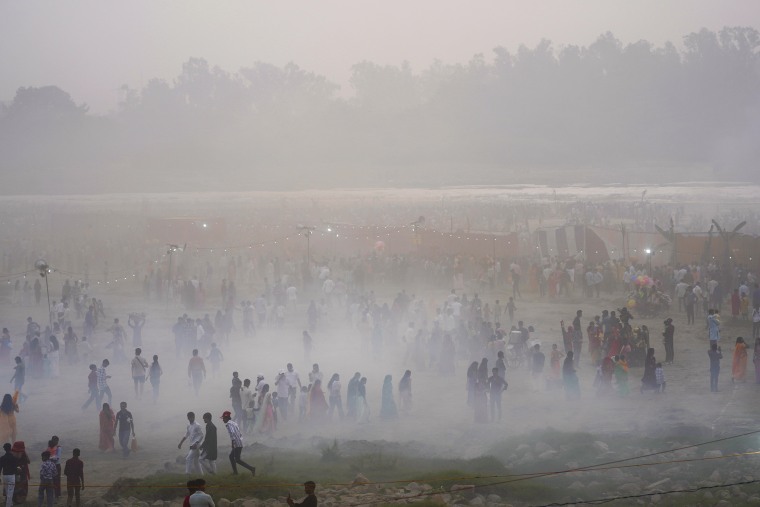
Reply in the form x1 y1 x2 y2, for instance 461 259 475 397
307 379 329 422
607 327 622 358
731 289 741 319
260 391 276 434
99 403 115 451
732 337 748 383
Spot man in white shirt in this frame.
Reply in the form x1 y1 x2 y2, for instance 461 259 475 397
241 379 256 432
675 281 689 312
284 363 302 409
130 348 149 399
254 374 266 396
178 412 204 475
693 283 704 315
274 370 290 420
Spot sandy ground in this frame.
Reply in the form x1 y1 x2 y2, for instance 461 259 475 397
6 277 760 502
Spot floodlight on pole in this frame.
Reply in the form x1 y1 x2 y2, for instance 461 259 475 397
296 225 316 266
34 259 52 331
166 244 182 310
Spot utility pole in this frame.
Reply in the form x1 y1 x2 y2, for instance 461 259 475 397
166 244 180 311
297 225 316 268
34 259 52 332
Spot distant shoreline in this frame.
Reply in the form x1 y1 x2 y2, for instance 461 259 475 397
0 182 758 206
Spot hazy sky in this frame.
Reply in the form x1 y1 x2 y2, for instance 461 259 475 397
2 0 759 113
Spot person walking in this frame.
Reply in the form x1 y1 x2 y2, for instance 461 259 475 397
221 411 255 476
148 355 162 403
96 360 112 407
10 357 26 403
284 363 302 411
199 413 217 475
685 288 696 325
0 395 18 445
0 443 18 507
98 403 115 452
178 412 204 475
130 349 149 399
708 343 723 392
326 374 344 420
487 367 508 422
38 451 56 507
112 402 135 458
81 365 98 412
188 350 206 396
62 448 84 507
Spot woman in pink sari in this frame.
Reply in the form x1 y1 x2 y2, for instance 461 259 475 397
260 391 276 434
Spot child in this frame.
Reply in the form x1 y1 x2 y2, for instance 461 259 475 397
63 448 84 507
655 362 666 393
39 451 56 507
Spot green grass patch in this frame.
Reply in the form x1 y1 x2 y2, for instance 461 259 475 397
103 451 520 503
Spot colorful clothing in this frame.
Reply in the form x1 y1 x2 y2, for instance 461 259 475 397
732 342 748 382
99 409 115 451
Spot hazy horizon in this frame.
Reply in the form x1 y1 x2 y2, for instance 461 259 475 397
2 0 759 113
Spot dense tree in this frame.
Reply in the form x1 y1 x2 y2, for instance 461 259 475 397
1 27 758 193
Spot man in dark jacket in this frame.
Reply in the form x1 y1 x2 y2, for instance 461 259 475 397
199 412 217 474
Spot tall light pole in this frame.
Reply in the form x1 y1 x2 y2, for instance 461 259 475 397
297 225 315 266
166 244 180 310
645 248 652 275
34 259 52 331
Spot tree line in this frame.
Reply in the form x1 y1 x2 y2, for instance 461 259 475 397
1 27 758 193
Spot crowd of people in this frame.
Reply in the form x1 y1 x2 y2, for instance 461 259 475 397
1 217 760 506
